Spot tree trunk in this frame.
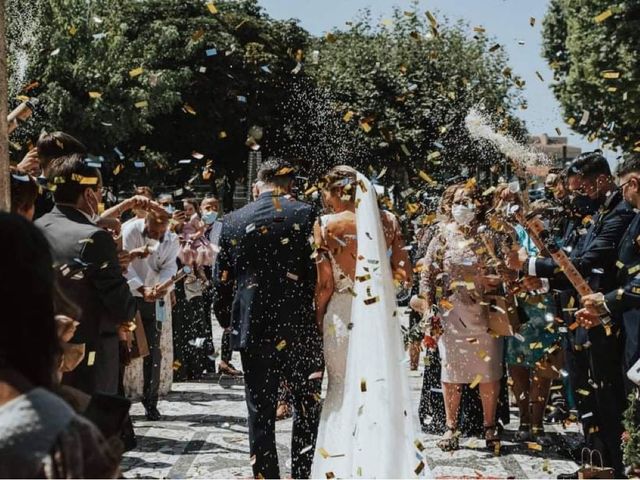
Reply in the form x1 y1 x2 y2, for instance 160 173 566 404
0 0 9 212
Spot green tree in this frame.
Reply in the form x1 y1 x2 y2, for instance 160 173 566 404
305 6 527 185
542 0 640 151
9 0 310 205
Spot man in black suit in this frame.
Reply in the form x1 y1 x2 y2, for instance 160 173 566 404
509 152 634 478
35 153 137 396
578 153 640 386
213 159 323 479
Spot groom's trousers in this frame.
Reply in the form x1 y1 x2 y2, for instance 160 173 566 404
240 328 323 479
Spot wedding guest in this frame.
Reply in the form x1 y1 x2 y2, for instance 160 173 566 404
0 212 120 478
16 131 88 220
493 185 562 446
122 209 180 420
10 167 38 221
200 196 241 376
422 183 503 451
172 196 212 381
35 154 137 396
411 183 484 436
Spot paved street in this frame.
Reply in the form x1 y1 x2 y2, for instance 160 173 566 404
122 321 582 479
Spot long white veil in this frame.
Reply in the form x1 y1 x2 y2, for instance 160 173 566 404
337 172 427 477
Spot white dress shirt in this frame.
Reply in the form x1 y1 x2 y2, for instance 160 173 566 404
122 219 180 297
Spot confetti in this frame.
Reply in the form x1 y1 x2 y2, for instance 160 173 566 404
360 378 367 392
364 296 379 305
318 447 330 459
275 339 287 351
88 91 102 99
470 374 483 389
87 351 96 366
594 9 613 23
206 2 218 14
527 442 542 451
134 100 148 109
129 67 144 78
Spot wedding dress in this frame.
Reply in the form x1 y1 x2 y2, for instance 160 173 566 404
311 173 429 479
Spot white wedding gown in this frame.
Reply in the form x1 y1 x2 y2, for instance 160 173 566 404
311 173 429 479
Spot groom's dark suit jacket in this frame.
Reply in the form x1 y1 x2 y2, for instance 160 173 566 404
213 192 317 351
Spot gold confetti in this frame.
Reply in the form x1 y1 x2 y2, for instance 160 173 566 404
473 26 486 33
129 67 144 78
68 25 78 36
527 442 543 451
135 100 148 108
325 32 337 43
415 461 425 475
602 70 620 79
276 167 294 175
275 340 287 351
71 174 99 185
360 120 372 133
88 91 102 99
113 164 123 175
325 473 335 479
577 388 591 396
360 378 367 392
418 170 435 184
318 447 330 459
594 9 613 23
529 17 536 27
470 374 483 389
87 351 96 366
183 104 197 115
364 296 379 305
206 2 218 14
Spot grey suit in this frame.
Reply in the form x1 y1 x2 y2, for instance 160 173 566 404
35 206 137 395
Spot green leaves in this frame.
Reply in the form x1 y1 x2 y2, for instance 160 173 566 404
542 0 640 150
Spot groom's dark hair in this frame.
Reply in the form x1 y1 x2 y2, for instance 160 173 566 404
257 158 295 189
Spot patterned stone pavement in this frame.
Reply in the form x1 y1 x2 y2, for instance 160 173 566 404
122 320 582 479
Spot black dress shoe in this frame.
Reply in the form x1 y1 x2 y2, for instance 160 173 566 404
144 406 162 421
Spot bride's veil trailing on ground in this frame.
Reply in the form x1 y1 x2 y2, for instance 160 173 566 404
337 172 428 478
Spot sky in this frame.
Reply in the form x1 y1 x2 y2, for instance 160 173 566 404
257 0 601 155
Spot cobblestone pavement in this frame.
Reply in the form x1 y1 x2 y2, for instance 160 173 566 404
122 321 582 479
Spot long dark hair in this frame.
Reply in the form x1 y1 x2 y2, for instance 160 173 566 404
0 213 59 388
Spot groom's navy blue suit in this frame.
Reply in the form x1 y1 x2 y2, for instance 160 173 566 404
213 191 323 479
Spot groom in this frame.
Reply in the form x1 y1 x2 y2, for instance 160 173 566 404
213 159 323 479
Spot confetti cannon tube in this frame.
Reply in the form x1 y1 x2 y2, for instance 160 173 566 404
7 98 37 134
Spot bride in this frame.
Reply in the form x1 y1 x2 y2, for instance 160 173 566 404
310 165 429 478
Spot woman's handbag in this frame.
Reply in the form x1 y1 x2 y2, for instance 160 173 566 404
485 294 520 336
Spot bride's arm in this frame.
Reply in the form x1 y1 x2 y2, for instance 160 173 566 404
313 221 334 333
385 213 413 288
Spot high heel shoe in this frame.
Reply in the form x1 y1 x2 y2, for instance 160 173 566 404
436 426 460 452
484 424 500 450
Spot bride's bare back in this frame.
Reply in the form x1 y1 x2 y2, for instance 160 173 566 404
316 209 412 283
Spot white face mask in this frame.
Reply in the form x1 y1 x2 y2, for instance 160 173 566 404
452 203 476 226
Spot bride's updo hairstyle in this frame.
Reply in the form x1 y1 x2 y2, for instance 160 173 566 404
323 165 358 204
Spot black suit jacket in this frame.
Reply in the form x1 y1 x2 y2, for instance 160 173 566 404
213 192 317 351
35 206 137 342
533 190 635 293
602 213 640 368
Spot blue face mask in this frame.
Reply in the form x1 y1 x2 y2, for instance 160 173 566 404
163 205 175 215
202 211 218 225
